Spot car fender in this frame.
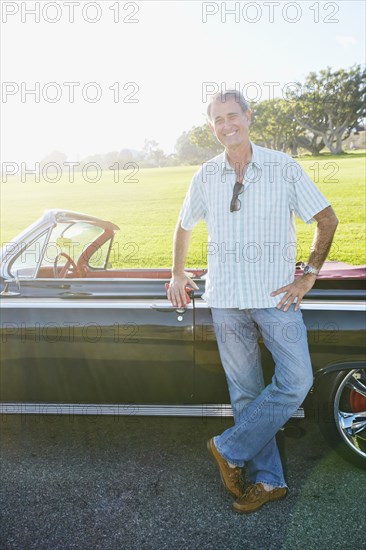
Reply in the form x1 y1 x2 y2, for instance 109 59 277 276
314 360 365 383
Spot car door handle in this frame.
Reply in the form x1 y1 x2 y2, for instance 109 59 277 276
150 304 187 313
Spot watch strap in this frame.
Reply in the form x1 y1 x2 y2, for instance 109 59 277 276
303 264 319 276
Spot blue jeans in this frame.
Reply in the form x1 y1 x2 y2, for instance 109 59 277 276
211 305 313 488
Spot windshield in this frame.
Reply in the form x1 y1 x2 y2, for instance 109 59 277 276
41 222 105 268
9 231 49 278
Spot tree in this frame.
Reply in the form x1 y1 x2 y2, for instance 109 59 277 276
175 125 222 165
105 151 120 168
142 139 159 159
295 135 325 156
151 147 166 167
190 124 223 158
39 150 67 170
290 65 366 154
117 148 137 165
250 99 304 155
141 139 166 167
175 130 203 165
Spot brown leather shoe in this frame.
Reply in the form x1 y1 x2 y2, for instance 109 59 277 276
233 483 287 514
207 438 243 498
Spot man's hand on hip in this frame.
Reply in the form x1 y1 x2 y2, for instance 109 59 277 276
167 272 199 307
271 274 317 312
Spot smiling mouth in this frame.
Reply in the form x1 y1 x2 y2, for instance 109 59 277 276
225 131 237 137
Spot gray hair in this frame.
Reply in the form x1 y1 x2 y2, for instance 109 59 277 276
207 90 250 120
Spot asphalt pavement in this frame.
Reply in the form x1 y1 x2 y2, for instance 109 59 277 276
0 414 365 550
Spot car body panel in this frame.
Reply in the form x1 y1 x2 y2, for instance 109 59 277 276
1 297 195 404
1 210 365 416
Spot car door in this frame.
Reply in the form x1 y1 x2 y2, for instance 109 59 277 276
192 298 231 408
1 281 195 412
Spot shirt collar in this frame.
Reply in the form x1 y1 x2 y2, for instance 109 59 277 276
222 141 258 174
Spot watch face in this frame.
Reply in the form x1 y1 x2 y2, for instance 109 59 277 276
304 265 317 275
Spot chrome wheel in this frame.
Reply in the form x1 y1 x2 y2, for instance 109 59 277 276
334 369 366 460
315 367 366 469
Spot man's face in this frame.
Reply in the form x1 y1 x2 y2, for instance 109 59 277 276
209 99 251 150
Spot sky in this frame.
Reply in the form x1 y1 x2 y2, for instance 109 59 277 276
1 0 365 166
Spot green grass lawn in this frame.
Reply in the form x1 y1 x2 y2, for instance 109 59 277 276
1 152 365 267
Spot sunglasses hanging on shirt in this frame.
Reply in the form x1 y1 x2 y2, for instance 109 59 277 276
230 181 244 212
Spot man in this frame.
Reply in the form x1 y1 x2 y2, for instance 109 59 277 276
167 90 338 513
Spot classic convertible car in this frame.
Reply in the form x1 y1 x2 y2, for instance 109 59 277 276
1 210 365 469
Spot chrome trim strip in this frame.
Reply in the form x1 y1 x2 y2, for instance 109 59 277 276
297 301 365 311
1 300 364 310
195 301 366 311
20 277 173 281
0 300 193 309
0 402 305 418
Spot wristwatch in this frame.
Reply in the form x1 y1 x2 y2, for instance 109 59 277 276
303 264 319 276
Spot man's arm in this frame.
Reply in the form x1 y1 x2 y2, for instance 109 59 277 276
306 206 339 270
271 206 339 311
167 220 199 307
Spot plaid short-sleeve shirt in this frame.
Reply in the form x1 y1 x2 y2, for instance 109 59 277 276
179 142 331 309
